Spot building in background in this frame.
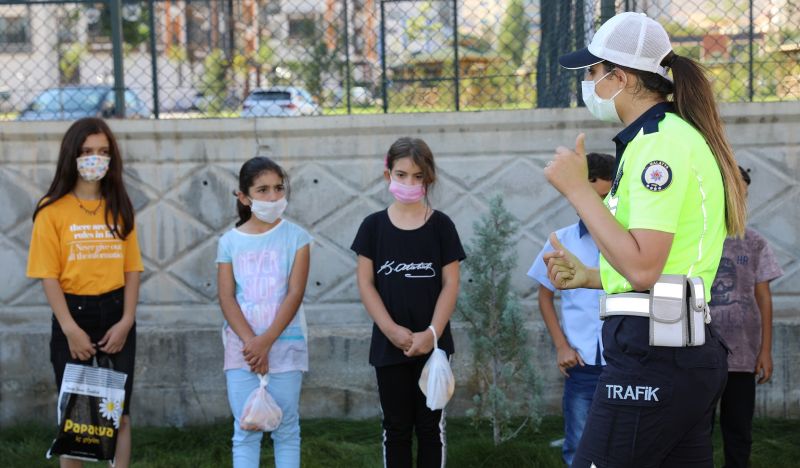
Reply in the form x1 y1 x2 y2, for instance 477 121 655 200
0 0 796 116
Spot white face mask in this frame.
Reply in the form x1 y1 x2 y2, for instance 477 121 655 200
581 70 623 123
249 197 287 224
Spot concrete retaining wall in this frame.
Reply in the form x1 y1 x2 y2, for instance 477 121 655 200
1 102 798 427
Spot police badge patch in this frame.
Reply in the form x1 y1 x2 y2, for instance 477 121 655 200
641 160 672 191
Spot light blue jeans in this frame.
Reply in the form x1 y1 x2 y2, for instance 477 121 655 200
225 368 303 468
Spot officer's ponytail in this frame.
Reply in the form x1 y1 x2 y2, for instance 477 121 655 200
609 55 747 237
663 52 747 237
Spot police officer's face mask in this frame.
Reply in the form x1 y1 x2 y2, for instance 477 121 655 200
582 70 624 124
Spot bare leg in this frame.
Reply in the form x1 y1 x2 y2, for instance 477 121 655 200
111 415 132 468
60 457 83 468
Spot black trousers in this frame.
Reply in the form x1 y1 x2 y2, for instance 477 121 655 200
572 316 728 468
715 372 756 468
50 287 136 415
375 359 445 468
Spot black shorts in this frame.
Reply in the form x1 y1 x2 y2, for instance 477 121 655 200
50 287 136 415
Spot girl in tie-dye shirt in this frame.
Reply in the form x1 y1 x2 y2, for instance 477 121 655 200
216 157 311 468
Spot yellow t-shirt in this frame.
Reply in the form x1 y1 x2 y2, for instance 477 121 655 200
27 195 144 295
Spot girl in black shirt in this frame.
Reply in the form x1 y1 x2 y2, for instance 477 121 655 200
351 137 465 468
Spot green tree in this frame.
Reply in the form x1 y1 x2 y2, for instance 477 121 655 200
499 0 531 68
406 2 443 45
232 52 250 97
166 44 189 86
90 3 150 48
253 43 275 88
459 196 541 446
291 27 338 103
232 43 275 96
198 49 230 114
59 43 86 85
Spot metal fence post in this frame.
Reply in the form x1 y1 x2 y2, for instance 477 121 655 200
575 0 585 107
748 0 754 102
344 0 352 114
452 0 460 111
227 0 235 60
109 0 125 117
148 0 160 118
600 0 616 22
380 0 387 113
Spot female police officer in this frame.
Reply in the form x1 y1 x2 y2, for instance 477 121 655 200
542 12 747 468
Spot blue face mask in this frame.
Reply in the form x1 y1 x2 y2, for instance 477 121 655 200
581 70 623 124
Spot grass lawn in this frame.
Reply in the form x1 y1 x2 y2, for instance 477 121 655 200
1 416 798 467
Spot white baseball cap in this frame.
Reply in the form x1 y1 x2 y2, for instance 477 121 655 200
559 12 673 78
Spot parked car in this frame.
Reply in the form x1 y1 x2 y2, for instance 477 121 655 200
241 86 321 118
331 86 377 108
18 86 150 121
192 91 241 112
0 88 12 113
350 86 375 107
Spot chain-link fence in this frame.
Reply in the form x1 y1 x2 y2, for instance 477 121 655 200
1 1 798 120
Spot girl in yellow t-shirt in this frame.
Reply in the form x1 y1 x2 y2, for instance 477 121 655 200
27 117 143 468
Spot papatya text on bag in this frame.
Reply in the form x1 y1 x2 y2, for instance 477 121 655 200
62 419 116 438
48 358 127 462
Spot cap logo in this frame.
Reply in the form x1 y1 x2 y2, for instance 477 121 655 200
641 160 672 191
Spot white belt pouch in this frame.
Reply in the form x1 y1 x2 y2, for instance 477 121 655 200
601 275 709 347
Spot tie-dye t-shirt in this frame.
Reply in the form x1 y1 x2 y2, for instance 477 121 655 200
216 220 312 372
709 228 783 372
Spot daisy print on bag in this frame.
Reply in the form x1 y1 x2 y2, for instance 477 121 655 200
99 397 123 428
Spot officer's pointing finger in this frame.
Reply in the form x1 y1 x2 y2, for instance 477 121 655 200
575 133 586 157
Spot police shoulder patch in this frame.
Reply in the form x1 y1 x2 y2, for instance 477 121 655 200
641 160 672 192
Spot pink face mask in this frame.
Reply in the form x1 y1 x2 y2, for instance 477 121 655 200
389 178 426 204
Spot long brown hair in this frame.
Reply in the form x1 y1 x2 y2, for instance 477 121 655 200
32 117 135 239
604 55 747 237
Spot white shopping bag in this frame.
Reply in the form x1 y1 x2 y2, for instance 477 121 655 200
418 326 455 410
240 374 283 432
47 355 127 462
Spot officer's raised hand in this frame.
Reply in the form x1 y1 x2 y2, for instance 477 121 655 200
543 233 588 290
545 133 590 198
